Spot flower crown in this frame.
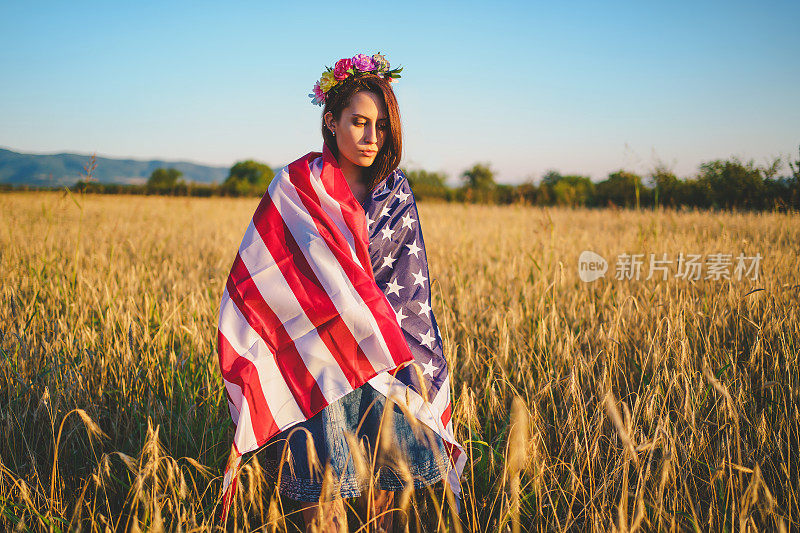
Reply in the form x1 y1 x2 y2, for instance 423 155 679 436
309 52 402 107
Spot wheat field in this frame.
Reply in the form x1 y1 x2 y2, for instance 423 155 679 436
0 191 798 531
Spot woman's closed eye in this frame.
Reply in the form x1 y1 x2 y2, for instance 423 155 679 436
352 119 387 129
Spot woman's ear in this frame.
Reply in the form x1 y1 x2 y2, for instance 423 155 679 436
323 112 335 133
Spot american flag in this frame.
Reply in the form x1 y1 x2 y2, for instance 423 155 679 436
217 145 463 518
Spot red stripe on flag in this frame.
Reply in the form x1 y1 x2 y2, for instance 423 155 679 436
226 258 327 417
442 440 462 467
288 152 414 368
251 178 382 392
441 402 452 427
217 329 278 441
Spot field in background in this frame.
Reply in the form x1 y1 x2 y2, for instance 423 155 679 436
1 192 798 531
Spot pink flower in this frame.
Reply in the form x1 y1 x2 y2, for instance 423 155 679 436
310 81 325 105
333 58 352 81
351 53 377 72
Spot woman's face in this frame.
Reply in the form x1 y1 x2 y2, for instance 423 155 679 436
326 90 388 169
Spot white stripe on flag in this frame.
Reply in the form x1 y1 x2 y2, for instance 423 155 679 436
218 289 305 432
231 392 258 454
432 377 451 414
238 220 354 401
224 378 242 425
308 157 363 268
271 170 395 370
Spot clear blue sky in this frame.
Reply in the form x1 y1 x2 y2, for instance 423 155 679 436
1 1 798 184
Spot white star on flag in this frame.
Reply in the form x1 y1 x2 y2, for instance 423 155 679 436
365 215 373 229
380 226 395 240
386 278 404 297
379 205 391 218
401 213 416 230
417 299 431 317
382 254 397 269
406 240 421 258
395 306 407 326
412 269 427 287
421 358 439 377
419 329 435 349
395 190 410 203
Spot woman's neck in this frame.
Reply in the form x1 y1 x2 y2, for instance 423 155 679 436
338 157 368 204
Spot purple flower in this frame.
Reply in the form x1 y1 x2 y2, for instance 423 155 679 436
333 58 352 81
351 53 377 72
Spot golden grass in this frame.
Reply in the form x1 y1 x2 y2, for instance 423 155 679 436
0 191 798 531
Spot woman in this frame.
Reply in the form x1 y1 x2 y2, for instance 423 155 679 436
217 53 462 532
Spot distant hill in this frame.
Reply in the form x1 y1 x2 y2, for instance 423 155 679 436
0 147 231 187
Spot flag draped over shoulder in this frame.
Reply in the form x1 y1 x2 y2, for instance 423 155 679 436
217 145 464 518
361 167 466 500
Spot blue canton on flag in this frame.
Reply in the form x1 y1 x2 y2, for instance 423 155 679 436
364 170 446 403
362 168 466 500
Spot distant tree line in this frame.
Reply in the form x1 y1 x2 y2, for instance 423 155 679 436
3 147 797 211
60 159 276 197
406 147 800 211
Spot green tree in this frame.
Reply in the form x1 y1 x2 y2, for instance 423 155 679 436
513 179 538 204
223 160 274 196
650 165 682 208
789 146 800 182
540 172 594 207
785 146 800 209
462 163 496 190
541 170 563 187
147 167 184 192
594 170 644 208
696 158 764 210
534 171 560 205
404 168 449 200
406 168 446 189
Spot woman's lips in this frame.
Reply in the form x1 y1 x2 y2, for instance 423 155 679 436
359 149 377 156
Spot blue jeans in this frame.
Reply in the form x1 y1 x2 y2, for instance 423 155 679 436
261 383 449 501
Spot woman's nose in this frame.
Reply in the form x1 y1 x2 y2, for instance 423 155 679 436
364 124 377 145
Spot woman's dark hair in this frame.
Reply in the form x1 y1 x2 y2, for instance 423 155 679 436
321 74 402 192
